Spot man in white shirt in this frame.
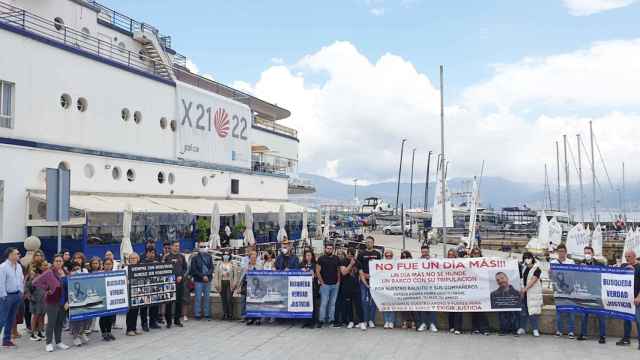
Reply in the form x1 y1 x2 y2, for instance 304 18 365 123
550 244 576 338
0 248 24 347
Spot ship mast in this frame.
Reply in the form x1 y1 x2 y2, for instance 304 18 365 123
577 134 584 223
556 141 561 211
590 121 597 225
563 135 571 222
439 65 447 257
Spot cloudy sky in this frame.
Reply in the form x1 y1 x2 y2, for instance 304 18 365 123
110 0 640 185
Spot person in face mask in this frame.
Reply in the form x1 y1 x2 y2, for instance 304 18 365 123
214 251 238 320
517 252 543 337
275 239 299 271
577 246 607 343
189 241 214 320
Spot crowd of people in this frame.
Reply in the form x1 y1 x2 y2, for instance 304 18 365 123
1 235 639 353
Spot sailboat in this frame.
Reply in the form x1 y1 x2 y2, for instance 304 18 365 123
623 227 640 257
591 223 603 258
526 211 549 255
566 223 590 259
467 177 479 248
548 216 563 250
431 163 453 229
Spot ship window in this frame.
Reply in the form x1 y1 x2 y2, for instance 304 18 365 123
157 171 165 184
76 97 88 112
84 164 95 179
231 179 239 195
201 176 208 187
138 49 146 61
170 120 177 132
160 117 167 129
126 169 135 182
60 94 71 110
168 172 175 185
54 17 64 31
81 27 90 39
112 167 121 180
121 108 130 122
134 111 142 124
0 81 14 129
118 42 126 50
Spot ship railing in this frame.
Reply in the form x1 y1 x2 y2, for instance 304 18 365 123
253 116 298 138
0 1 173 81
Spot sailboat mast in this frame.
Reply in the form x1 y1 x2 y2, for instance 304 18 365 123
544 164 551 209
577 134 584 223
563 135 571 222
556 141 561 211
590 121 596 224
424 151 432 212
440 65 447 258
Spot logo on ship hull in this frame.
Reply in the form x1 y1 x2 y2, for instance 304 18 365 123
214 108 230 138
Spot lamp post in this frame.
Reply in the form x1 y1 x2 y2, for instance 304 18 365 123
424 151 432 212
353 178 358 202
395 139 407 215
409 148 416 237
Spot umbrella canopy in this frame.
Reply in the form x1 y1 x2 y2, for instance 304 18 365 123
300 208 309 245
243 204 255 246
120 204 134 262
209 203 221 248
315 210 323 240
323 211 330 240
277 204 288 242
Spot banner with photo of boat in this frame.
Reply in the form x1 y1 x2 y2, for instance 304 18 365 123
369 258 522 312
550 263 636 320
175 82 252 169
68 270 129 321
245 271 313 319
128 262 177 307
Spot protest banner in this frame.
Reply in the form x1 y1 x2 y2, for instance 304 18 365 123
68 270 129 321
550 263 636 320
128 262 177 307
369 257 521 312
245 270 313 318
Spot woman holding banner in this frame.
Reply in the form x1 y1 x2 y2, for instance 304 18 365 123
300 249 319 328
126 253 144 336
518 252 542 337
242 251 263 326
446 249 463 335
99 258 117 341
399 250 416 330
33 254 70 352
382 249 396 329
470 247 490 336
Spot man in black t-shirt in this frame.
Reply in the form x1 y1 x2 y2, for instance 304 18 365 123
357 236 381 330
316 243 341 328
339 248 362 329
616 250 640 348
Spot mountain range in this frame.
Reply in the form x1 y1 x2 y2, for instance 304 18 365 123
293 173 640 212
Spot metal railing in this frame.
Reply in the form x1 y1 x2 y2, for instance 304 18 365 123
0 1 172 81
253 116 298 138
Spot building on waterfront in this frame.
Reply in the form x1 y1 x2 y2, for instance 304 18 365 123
0 0 314 257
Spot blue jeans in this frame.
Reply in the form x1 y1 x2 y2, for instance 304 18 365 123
0 293 21 342
417 312 436 327
498 312 518 334
520 300 539 331
622 306 640 340
359 282 377 323
319 284 339 323
383 311 395 324
556 311 576 334
193 282 211 318
580 314 606 337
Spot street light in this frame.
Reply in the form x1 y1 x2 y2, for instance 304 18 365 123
395 138 407 215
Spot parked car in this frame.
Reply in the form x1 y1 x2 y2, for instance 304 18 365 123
383 221 413 235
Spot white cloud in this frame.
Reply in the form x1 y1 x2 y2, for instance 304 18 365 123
237 40 640 184
271 57 284 64
202 73 215 81
370 7 385 16
562 0 637 16
185 59 199 74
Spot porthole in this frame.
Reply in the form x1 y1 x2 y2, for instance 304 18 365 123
170 120 177 132
168 172 175 185
76 97 88 112
126 169 135 182
160 117 167 129
138 49 146 61
60 94 71 109
201 176 208 187
112 166 121 180
157 171 165 184
81 27 90 39
118 42 126 50
54 17 64 31
83 164 95 179
134 111 142 124
121 108 130 122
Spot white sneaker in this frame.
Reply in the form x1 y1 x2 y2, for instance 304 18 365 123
46 344 54 352
429 324 439 333
183 315 188 322
383 322 389 329
359 322 367 331
449 327 455 333
368 321 376 328
347 322 354 329
517 328 525 335
454 330 461 335
73 338 82 347
533 330 540 337
56 342 70 350
388 322 394 329
417 323 427 332
81 334 89 343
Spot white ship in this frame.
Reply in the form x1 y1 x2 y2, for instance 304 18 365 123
0 0 314 257
248 288 287 305
69 288 104 308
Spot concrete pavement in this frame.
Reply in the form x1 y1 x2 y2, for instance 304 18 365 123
5 319 638 360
